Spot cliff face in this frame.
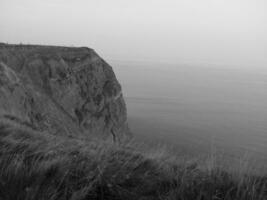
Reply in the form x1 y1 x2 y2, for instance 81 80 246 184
0 43 129 141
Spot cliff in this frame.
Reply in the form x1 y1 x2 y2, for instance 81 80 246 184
0 43 129 141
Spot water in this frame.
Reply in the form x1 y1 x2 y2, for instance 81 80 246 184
110 60 267 166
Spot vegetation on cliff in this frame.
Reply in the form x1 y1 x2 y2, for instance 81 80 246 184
0 119 266 200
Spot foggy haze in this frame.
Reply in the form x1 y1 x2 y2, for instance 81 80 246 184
1 0 266 67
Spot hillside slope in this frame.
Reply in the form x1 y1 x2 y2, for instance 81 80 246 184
0 119 266 200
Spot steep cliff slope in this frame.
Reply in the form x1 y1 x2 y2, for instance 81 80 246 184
0 43 129 140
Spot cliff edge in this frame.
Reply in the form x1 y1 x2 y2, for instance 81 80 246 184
0 43 129 141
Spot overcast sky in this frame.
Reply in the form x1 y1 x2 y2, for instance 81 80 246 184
0 0 266 67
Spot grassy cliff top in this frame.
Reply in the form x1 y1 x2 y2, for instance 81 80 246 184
0 119 266 200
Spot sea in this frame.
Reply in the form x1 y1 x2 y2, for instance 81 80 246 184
110 60 267 172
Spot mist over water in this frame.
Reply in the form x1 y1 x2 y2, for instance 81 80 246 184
111 60 267 164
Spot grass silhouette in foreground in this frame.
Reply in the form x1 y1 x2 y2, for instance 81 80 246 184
0 119 266 200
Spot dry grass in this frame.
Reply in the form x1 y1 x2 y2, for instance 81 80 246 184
0 119 266 200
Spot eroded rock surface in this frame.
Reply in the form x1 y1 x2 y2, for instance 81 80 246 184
0 43 129 141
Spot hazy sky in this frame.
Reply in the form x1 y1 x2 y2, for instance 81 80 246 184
1 0 266 66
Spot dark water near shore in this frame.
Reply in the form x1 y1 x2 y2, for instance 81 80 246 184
110 60 267 167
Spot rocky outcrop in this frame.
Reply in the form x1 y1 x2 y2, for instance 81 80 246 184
0 43 129 141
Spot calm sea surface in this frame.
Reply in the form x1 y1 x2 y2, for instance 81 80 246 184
110 60 267 167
